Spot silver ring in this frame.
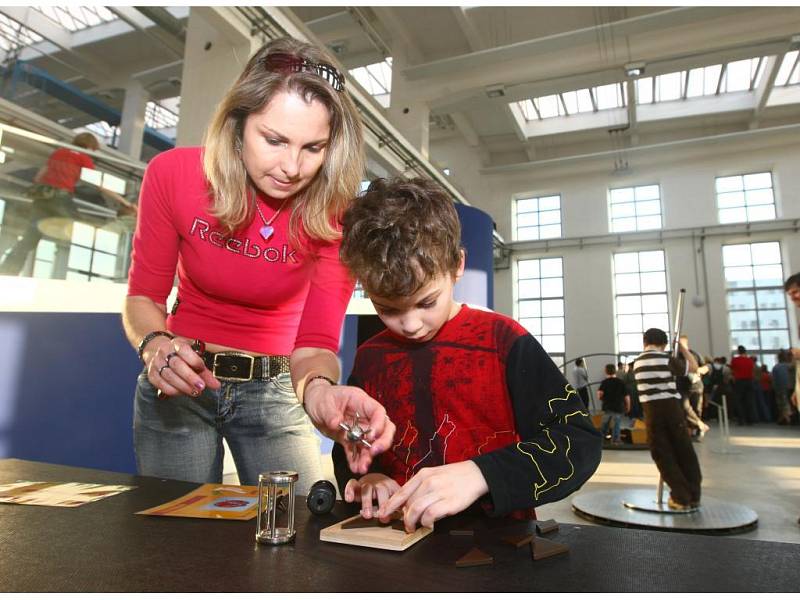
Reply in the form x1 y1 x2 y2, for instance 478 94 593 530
165 351 179 367
158 364 171 377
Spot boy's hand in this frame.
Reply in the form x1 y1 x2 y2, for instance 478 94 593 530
344 473 400 519
303 383 396 473
377 461 489 532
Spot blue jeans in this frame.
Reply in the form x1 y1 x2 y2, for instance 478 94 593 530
133 370 322 494
600 411 624 442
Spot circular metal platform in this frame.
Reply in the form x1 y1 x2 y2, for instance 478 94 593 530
572 488 758 535
602 443 649 451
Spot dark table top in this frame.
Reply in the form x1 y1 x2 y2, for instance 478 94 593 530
0 458 798 592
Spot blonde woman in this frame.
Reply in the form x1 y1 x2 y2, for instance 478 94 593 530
122 37 394 493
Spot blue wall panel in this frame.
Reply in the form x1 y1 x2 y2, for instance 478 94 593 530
455 203 494 309
0 312 140 473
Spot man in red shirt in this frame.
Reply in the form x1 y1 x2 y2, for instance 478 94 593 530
730 345 757 425
0 132 99 275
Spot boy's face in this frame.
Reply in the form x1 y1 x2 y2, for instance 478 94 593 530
787 283 800 308
368 255 465 343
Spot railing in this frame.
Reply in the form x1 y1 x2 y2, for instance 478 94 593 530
708 393 739 454
0 122 144 283
561 352 630 413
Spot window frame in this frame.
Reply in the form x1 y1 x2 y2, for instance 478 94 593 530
722 240 791 368
608 183 664 233
513 192 563 241
715 170 777 224
514 255 566 365
612 248 671 357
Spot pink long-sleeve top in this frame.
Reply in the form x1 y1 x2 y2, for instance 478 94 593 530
127 147 354 355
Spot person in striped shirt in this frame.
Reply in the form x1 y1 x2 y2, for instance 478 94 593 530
633 328 701 510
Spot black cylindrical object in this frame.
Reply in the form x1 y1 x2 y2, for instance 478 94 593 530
306 480 336 515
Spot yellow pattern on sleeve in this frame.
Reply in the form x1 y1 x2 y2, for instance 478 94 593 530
517 384 585 501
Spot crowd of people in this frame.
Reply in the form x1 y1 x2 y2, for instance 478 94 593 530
579 339 799 444
705 347 798 426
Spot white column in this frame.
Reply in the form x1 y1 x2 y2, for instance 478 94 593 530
176 7 257 146
386 45 430 160
117 79 148 160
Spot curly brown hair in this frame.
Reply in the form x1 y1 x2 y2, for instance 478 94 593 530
340 177 462 298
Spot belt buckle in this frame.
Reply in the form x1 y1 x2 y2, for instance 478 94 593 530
213 352 255 382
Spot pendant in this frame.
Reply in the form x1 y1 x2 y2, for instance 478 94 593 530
259 225 274 241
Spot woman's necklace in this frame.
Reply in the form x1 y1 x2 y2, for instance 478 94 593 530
253 192 291 241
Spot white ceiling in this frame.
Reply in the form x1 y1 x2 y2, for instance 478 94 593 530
2 6 799 169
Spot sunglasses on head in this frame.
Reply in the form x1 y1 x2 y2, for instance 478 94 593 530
263 52 345 92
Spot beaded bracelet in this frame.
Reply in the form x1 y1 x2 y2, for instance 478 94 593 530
306 374 337 388
303 374 337 402
137 330 174 363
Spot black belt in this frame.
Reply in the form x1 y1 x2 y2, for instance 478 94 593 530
203 352 290 382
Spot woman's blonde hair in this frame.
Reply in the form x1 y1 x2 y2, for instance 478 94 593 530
203 37 365 243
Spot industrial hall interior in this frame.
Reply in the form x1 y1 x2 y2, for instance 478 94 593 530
0 5 799 594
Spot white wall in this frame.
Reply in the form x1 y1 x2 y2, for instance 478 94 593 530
432 131 800 378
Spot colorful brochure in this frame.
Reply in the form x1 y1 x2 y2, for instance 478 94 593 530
136 483 260 520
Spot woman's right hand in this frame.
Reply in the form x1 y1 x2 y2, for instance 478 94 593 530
344 473 400 519
303 382 396 474
143 336 221 397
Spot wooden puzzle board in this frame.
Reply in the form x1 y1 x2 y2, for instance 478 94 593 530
320 514 432 551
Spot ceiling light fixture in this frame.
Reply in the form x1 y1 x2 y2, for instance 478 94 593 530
624 62 646 78
485 84 506 98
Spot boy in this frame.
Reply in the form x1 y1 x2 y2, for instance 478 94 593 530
633 328 701 510
334 177 602 532
597 364 629 444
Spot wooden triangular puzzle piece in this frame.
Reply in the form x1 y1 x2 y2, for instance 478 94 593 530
531 536 569 560
502 533 534 548
535 519 559 535
456 547 494 567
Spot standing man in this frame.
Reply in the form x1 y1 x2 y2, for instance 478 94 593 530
633 328 701 510
572 358 590 410
597 364 630 444
730 346 757 425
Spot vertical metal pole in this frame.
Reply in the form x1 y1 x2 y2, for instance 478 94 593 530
657 288 686 505
672 289 687 358
721 394 730 445
256 476 264 539
287 493 295 535
269 482 277 537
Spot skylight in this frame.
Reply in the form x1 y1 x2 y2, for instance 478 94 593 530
775 50 800 86
32 6 117 33
636 57 765 104
0 14 43 53
517 83 626 121
349 58 392 108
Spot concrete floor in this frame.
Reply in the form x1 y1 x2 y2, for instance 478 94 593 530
535 423 800 544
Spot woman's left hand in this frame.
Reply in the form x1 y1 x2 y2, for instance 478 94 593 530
303 381 396 474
